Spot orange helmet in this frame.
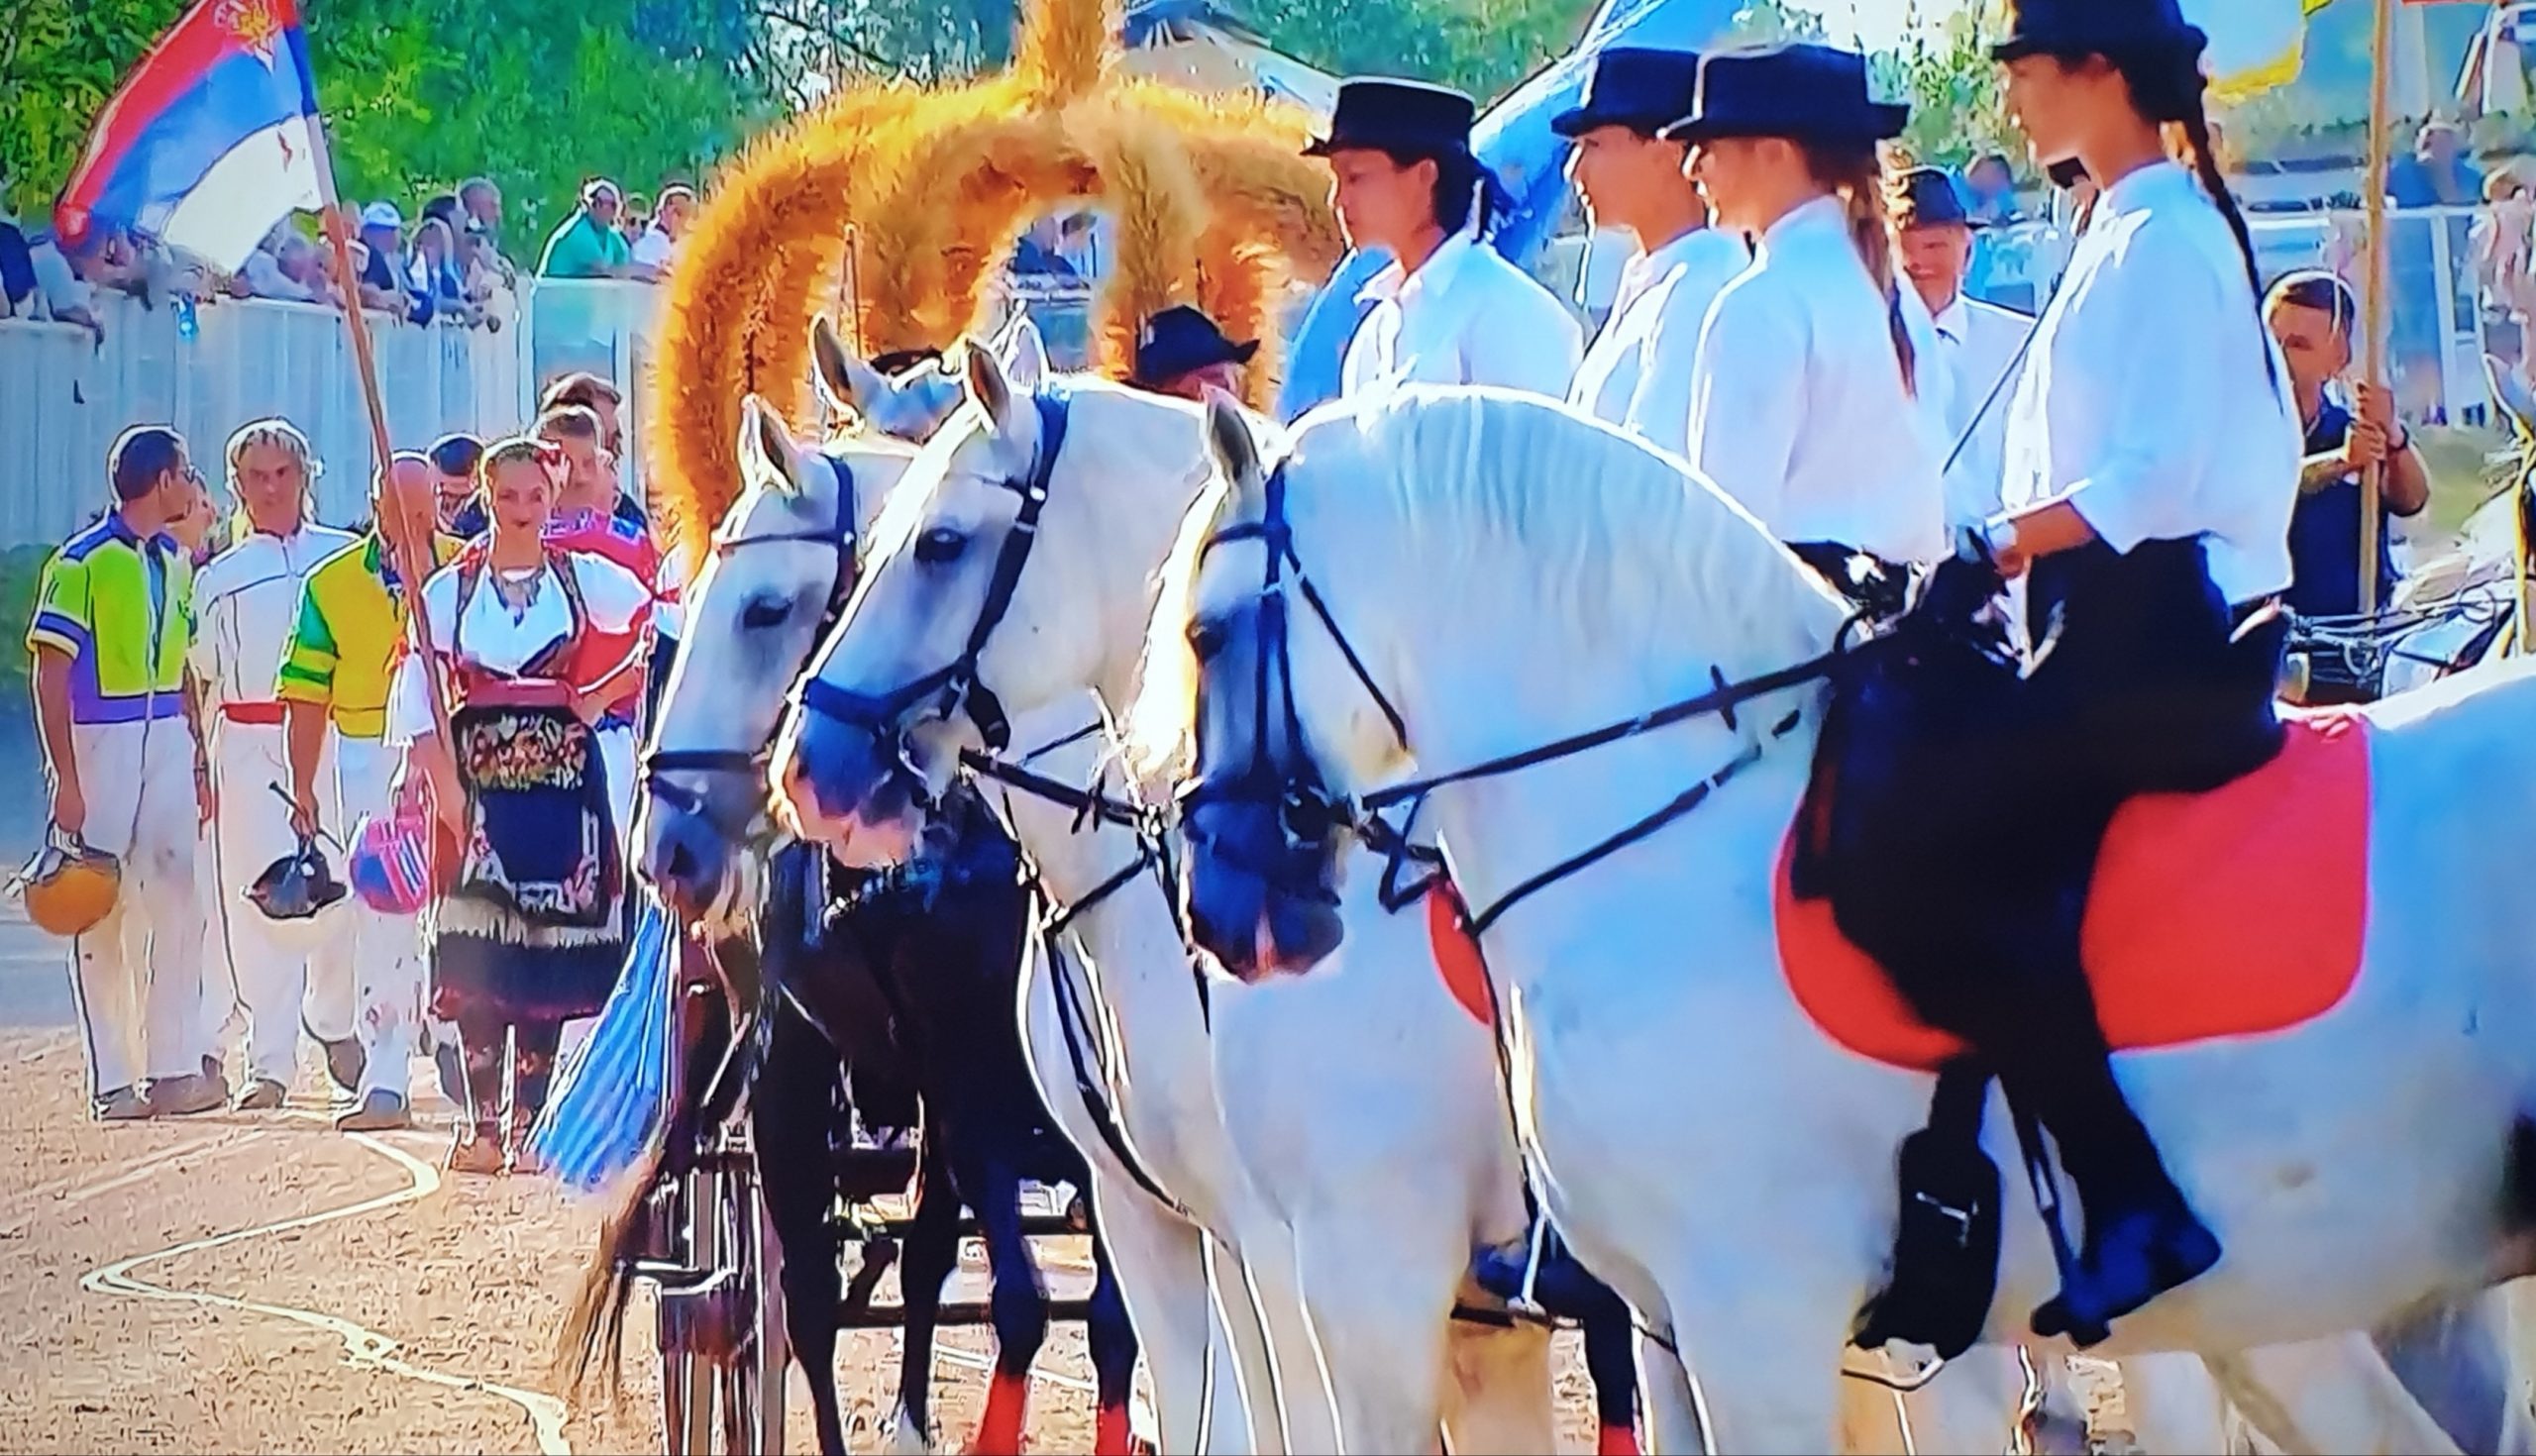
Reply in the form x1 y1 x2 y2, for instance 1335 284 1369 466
10 836 121 939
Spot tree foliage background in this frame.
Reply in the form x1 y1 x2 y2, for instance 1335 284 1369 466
4 0 2031 244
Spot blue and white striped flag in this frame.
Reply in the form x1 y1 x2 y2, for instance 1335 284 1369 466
530 903 676 1193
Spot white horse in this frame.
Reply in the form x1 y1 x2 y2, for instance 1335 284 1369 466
643 338 1292 1454
1128 383 2536 1452
761 346 2372 1454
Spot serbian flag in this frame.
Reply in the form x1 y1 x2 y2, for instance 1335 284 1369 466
53 0 326 271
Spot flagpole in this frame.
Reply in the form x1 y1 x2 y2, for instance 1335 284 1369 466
304 112 454 749
2359 0 2394 619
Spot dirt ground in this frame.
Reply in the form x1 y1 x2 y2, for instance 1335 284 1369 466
0 892 1632 1456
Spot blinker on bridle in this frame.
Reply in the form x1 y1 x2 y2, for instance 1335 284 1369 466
789 388 1075 783
641 454 864 839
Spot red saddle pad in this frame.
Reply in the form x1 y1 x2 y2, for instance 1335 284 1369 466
1777 712 2373 1071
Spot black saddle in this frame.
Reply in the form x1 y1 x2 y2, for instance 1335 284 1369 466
1807 537 2287 1354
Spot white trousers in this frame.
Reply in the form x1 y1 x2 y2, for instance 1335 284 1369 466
336 735 424 1099
69 716 207 1096
207 720 353 1084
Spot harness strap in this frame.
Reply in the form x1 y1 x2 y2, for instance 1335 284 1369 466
1043 924 1194 1220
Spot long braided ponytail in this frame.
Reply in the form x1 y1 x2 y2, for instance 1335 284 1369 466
2111 47 2279 389
1808 140 1918 397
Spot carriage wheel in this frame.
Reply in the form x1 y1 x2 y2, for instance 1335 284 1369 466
658 1144 789 1454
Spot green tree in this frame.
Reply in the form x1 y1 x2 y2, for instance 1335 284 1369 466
1249 0 1596 106
0 0 771 243
1721 0 1826 46
1875 7 2017 169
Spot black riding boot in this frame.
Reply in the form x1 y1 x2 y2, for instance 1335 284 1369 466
1978 873 2220 1347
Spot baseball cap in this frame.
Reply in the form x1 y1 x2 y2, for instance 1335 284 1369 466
361 201 403 231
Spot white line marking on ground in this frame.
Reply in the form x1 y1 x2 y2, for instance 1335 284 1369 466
78 1124 574 1455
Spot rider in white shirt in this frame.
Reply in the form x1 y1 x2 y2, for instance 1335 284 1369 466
1315 78 1583 400
1556 46 1749 456
189 419 359 1111
1890 166 2035 528
1973 0 2299 1343
1665 44 1949 604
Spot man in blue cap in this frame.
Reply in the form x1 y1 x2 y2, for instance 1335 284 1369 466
1555 46 1748 457
1311 77 1580 399
1889 165 2032 527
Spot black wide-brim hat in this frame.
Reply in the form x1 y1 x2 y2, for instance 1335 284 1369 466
1132 305 1259 387
1890 165 1977 229
1658 44 1908 147
1552 47 1704 139
1306 77 1478 159
1990 0 2208 63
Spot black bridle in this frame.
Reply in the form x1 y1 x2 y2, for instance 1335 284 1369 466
1186 459 1860 938
790 388 1072 764
641 455 864 841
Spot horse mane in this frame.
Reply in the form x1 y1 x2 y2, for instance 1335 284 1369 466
1127 387 1849 777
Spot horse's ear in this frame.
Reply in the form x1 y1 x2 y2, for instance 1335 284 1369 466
962 337 1029 442
812 314 889 417
1203 387 1263 493
738 393 803 496
999 314 1048 393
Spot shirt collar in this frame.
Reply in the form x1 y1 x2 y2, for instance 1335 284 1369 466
1358 228 1481 308
105 511 175 556
1932 292 1968 341
2100 159 2195 222
1636 225 1723 281
1758 195 1849 259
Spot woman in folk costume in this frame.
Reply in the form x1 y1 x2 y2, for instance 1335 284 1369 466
389 436 653 1174
1875 0 2300 1340
1313 77 1583 399
1663 44 1950 613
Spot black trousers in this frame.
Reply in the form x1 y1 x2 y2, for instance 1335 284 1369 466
1839 539 2283 1198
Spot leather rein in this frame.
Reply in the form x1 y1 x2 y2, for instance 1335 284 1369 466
1187 458 1866 938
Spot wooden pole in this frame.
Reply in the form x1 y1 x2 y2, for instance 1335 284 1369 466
2359 0 2395 617
306 118 453 747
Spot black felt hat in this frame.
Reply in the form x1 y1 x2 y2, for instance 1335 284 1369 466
1131 305 1259 387
1890 166 1976 229
1551 48 1704 139
1305 78 1478 159
1989 0 2208 63
1658 44 1908 147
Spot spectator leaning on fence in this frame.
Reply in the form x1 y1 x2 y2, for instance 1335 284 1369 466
539 179 633 279
31 425 222 1122
357 202 430 324
629 183 693 281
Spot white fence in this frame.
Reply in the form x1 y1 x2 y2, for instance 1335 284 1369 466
0 277 667 547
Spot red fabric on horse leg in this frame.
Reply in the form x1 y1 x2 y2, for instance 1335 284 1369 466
968 1370 1031 1456
1598 1420 1642 1456
1094 1401 1132 1456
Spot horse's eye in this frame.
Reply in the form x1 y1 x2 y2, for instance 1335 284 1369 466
1187 619 1227 663
914 527 968 565
741 594 793 629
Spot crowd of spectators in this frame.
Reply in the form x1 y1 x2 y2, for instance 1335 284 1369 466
0 168 698 340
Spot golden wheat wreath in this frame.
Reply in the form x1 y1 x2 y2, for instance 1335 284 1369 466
647 0 1345 570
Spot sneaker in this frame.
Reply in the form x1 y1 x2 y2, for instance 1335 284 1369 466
335 1090 412 1132
94 1086 154 1121
233 1078 288 1111
145 1072 225 1117
322 1037 366 1096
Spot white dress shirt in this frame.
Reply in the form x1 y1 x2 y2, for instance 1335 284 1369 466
1929 291 2034 528
1569 226 1748 457
1999 161 2300 606
1684 195 1949 565
386 552 653 745
1341 229 1583 400
190 524 360 714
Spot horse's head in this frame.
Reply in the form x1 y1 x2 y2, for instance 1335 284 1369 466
825 311 1049 444
1133 395 1384 980
775 340 1213 869
639 384 914 927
